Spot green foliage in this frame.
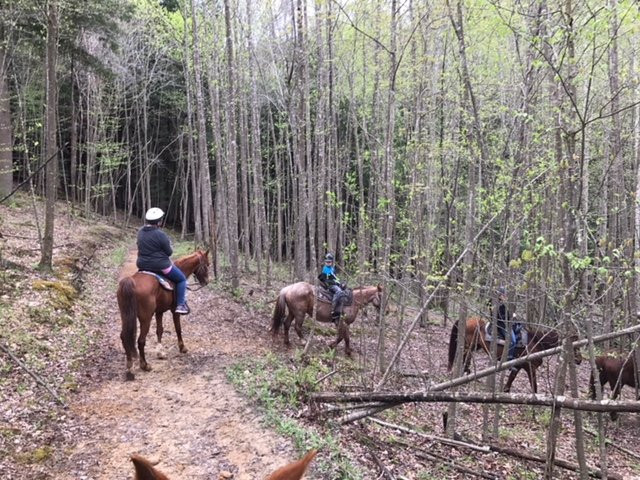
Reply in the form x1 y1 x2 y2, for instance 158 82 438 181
227 353 363 479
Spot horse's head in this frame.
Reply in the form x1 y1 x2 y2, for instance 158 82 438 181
370 284 384 311
193 249 210 286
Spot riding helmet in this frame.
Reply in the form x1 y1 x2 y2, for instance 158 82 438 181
145 207 165 222
325 253 334 262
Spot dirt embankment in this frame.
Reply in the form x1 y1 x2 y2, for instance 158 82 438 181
1 199 302 480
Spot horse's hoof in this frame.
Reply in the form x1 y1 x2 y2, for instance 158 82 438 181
141 363 152 372
345 350 353 357
179 347 188 354
125 371 135 381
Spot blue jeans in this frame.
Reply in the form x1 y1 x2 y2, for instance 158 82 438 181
498 321 518 361
164 265 187 306
508 329 517 361
328 285 344 314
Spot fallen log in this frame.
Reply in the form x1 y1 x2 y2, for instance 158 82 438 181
372 418 622 480
312 390 640 414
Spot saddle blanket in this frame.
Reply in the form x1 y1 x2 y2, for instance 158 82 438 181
484 322 528 347
138 271 174 291
316 286 353 307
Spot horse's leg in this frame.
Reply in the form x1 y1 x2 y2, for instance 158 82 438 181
138 317 152 372
172 312 187 353
294 312 305 340
155 312 167 359
503 368 519 393
610 379 622 421
463 346 472 374
522 365 538 394
328 321 345 350
283 311 294 346
343 322 352 357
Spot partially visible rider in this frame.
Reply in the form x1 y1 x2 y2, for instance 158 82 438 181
136 207 190 315
494 286 522 370
318 253 346 324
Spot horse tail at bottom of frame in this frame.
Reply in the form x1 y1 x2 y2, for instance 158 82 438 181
447 321 459 371
270 290 287 335
118 276 138 357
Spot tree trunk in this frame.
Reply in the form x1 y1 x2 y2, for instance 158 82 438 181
223 0 240 288
0 30 13 199
40 0 59 270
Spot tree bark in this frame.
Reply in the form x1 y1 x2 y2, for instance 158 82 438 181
0 29 12 199
39 0 59 270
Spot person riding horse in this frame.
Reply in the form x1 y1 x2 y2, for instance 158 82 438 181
136 207 190 315
318 253 346 324
494 286 523 370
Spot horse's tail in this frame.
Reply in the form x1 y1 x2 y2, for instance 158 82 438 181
589 356 605 399
270 290 287 335
448 322 459 371
117 277 138 357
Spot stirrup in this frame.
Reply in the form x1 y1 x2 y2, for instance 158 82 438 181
175 303 190 315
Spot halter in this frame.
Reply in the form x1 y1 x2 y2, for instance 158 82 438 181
186 252 209 290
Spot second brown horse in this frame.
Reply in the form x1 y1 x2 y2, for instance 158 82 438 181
448 317 582 393
271 282 382 356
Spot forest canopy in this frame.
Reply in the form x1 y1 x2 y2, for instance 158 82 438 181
1 0 639 320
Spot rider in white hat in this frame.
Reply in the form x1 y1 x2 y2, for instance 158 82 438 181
136 207 190 314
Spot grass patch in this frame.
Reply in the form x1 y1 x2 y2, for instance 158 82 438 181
227 352 363 479
17 445 54 464
109 245 128 267
171 239 197 258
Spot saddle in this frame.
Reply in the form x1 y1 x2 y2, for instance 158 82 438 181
138 271 174 291
316 286 353 307
484 322 528 347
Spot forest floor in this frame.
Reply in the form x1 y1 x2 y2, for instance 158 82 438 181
2 195 640 479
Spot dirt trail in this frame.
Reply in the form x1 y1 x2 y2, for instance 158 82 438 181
59 249 296 480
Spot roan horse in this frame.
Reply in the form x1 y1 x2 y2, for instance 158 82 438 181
590 352 638 420
448 317 582 393
270 282 383 356
117 250 210 380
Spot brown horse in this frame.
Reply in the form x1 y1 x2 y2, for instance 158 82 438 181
448 317 582 393
590 351 638 420
270 282 383 356
130 450 317 480
117 250 210 380
131 455 169 480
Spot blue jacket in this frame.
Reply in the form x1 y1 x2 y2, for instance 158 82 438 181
136 226 173 271
318 265 340 287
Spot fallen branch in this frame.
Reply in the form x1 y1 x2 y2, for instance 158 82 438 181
71 245 99 283
0 147 65 205
583 427 640 462
370 417 490 452
488 442 621 480
368 449 395 480
0 341 66 407
313 390 640 414
395 439 499 479
371 418 621 480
